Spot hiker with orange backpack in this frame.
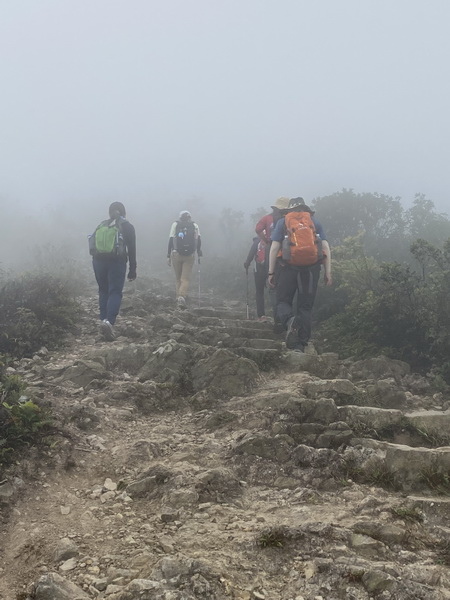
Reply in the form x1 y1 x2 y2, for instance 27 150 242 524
268 197 332 352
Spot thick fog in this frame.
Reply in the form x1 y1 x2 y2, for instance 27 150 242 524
1 0 450 271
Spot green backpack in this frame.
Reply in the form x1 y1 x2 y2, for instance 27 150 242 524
89 218 126 257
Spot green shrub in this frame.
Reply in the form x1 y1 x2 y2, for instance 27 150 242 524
0 366 54 472
0 273 82 358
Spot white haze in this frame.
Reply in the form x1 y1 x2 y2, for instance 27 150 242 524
1 0 450 271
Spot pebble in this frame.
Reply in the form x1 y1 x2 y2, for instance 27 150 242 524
59 557 77 571
103 478 117 491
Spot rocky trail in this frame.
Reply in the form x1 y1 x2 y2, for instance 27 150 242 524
2 281 450 600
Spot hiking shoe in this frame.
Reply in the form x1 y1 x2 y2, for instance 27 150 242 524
292 344 306 353
273 322 284 334
100 319 115 341
285 316 300 349
177 296 186 309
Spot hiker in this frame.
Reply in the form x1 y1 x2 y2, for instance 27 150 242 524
255 197 290 244
254 197 290 328
89 201 137 340
268 197 332 351
167 211 202 308
244 237 269 321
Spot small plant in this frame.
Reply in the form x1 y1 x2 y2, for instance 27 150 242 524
341 456 398 490
390 504 424 523
435 540 450 566
344 569 364 583
256 526 291 549
419 468 450 495
0 367 54 473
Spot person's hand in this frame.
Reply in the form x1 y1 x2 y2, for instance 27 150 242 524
267 273 276 288
167 257 172 267
128 271 136 281
197 249 203 258
244 262 250 272
324 273 332 286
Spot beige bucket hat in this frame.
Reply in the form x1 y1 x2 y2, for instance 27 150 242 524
271 197 290 211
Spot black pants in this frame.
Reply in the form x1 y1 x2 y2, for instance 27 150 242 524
254 262 267 317
276 263 321 346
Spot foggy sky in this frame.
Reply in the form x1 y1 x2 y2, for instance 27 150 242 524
1 0 450 214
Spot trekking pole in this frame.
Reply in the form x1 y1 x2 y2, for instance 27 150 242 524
198 258 201 308
246 268 250 319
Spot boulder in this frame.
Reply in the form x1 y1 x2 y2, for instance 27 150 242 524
285 396 339 425
302 379 360 400
195 468 242 503
106 578 161 600
283 352 342 378
349 355 410 382
58 359 110 388
338 405 403 430
34 572 89 599
233 433 293 463
191 349 259 397
86 343 154 374
138 340 201 385
53 538 79 563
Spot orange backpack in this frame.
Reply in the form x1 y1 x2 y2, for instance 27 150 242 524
282 211 322 266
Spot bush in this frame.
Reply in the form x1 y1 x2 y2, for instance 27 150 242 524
0 364 54 472
0 273 81 358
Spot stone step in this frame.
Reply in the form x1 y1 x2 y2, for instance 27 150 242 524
190 307 246 320
339 406 450 446
195 316 274 330
214 326 280 340
404 410 450 439
352 438 450 492
230 347 281 371
223 337 283 351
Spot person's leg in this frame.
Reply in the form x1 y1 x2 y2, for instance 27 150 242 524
171 252 183 296
179 254 195 298
275 265 298 329
106 259 127 325
92 258 109 320
254 263 266 317
270 260 284 332
296 264 321 347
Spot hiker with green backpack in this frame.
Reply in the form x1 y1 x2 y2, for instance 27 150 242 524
268 197 332 352
89 202 137 340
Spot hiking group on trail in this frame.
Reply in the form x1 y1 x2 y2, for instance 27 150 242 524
268 197 332 351
246 195 331 352
89 197 331 350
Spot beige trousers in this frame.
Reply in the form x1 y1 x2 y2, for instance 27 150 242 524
172 252 195 298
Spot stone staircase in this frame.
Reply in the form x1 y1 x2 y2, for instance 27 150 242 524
172 301 450 497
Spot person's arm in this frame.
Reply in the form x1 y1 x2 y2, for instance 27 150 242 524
244 239 258 271
122 222 137 280
167 222 176 265
267 241 281 287
322 240 332 286
195 224 202 257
